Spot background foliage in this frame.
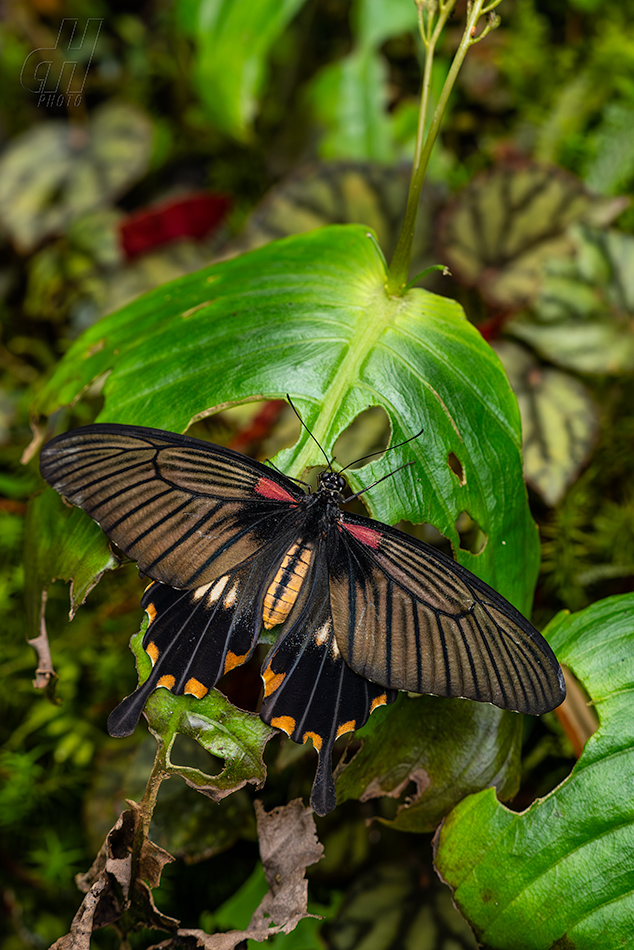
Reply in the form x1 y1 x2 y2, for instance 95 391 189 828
2 1 634 947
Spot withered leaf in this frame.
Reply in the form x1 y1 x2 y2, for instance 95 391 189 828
146 800 324 950
51 802 177 949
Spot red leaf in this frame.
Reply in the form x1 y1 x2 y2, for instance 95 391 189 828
120 192 231 258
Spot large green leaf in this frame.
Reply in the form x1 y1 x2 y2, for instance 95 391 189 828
434 593 634 949
32 224 537 608
178 0 305 139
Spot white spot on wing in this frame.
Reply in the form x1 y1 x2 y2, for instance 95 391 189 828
193 582 212 601
208 575 229 604
314 620 333 647
223 583 240 609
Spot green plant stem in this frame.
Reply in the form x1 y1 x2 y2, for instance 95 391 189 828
386 0 501 295
412 3 449 169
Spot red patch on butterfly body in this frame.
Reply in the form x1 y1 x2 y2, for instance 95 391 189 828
341 522 381 549
255 477 297 503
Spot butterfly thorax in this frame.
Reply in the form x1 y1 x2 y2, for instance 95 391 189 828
262 472 346 630
316 469 347 503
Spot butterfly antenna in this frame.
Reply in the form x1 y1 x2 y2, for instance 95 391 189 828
286 395 332 469
339 425 425 474
265 457 311 489
344 461 415 502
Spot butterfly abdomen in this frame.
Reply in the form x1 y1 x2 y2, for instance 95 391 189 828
263 542 313 629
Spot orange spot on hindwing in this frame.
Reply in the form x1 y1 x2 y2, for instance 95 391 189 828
184 677 208 698
157 675 175 689
270 715 296 736
370 693 389 713
263 542 313 628
302 731 322 752
146 641 159 665
336 720 356 739
262 664 286 697
223 651 248 675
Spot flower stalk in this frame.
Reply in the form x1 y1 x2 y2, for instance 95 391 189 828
385 0 503 295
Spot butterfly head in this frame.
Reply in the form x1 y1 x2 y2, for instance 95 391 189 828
318 469 347 500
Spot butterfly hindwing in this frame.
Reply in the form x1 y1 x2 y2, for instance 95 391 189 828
328 514 565 716
39 424 304 589
259 549 397 816
107 536 302 737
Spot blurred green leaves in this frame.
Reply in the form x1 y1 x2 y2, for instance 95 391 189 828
494 340 598 507
174 0 450 164
438 162 626 310
24 487 118 642
508 226 634 374
325 862 478 950
307 0 450 166
0 102 153 252
310 47 394 162
177 0 305 139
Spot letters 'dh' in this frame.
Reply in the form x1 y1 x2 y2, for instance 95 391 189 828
20 18 102 108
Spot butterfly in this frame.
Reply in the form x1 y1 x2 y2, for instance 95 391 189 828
39 422 566 816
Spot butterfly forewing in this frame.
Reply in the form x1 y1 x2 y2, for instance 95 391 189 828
330 515 565 716
40 425 304 589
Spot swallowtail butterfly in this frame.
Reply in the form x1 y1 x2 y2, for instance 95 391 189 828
40 423 565 815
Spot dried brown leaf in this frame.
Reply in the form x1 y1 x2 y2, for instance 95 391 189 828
51 803 178 948
251 798 324 930
146 800 324 950
28 590 57 690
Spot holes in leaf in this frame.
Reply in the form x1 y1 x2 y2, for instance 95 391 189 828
398 516 487 558
332 405 391 470
300 465 326 493
188 400 301 459
169 734 223 775
217 647 266 712
448 452 465 485
455 511 487 555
